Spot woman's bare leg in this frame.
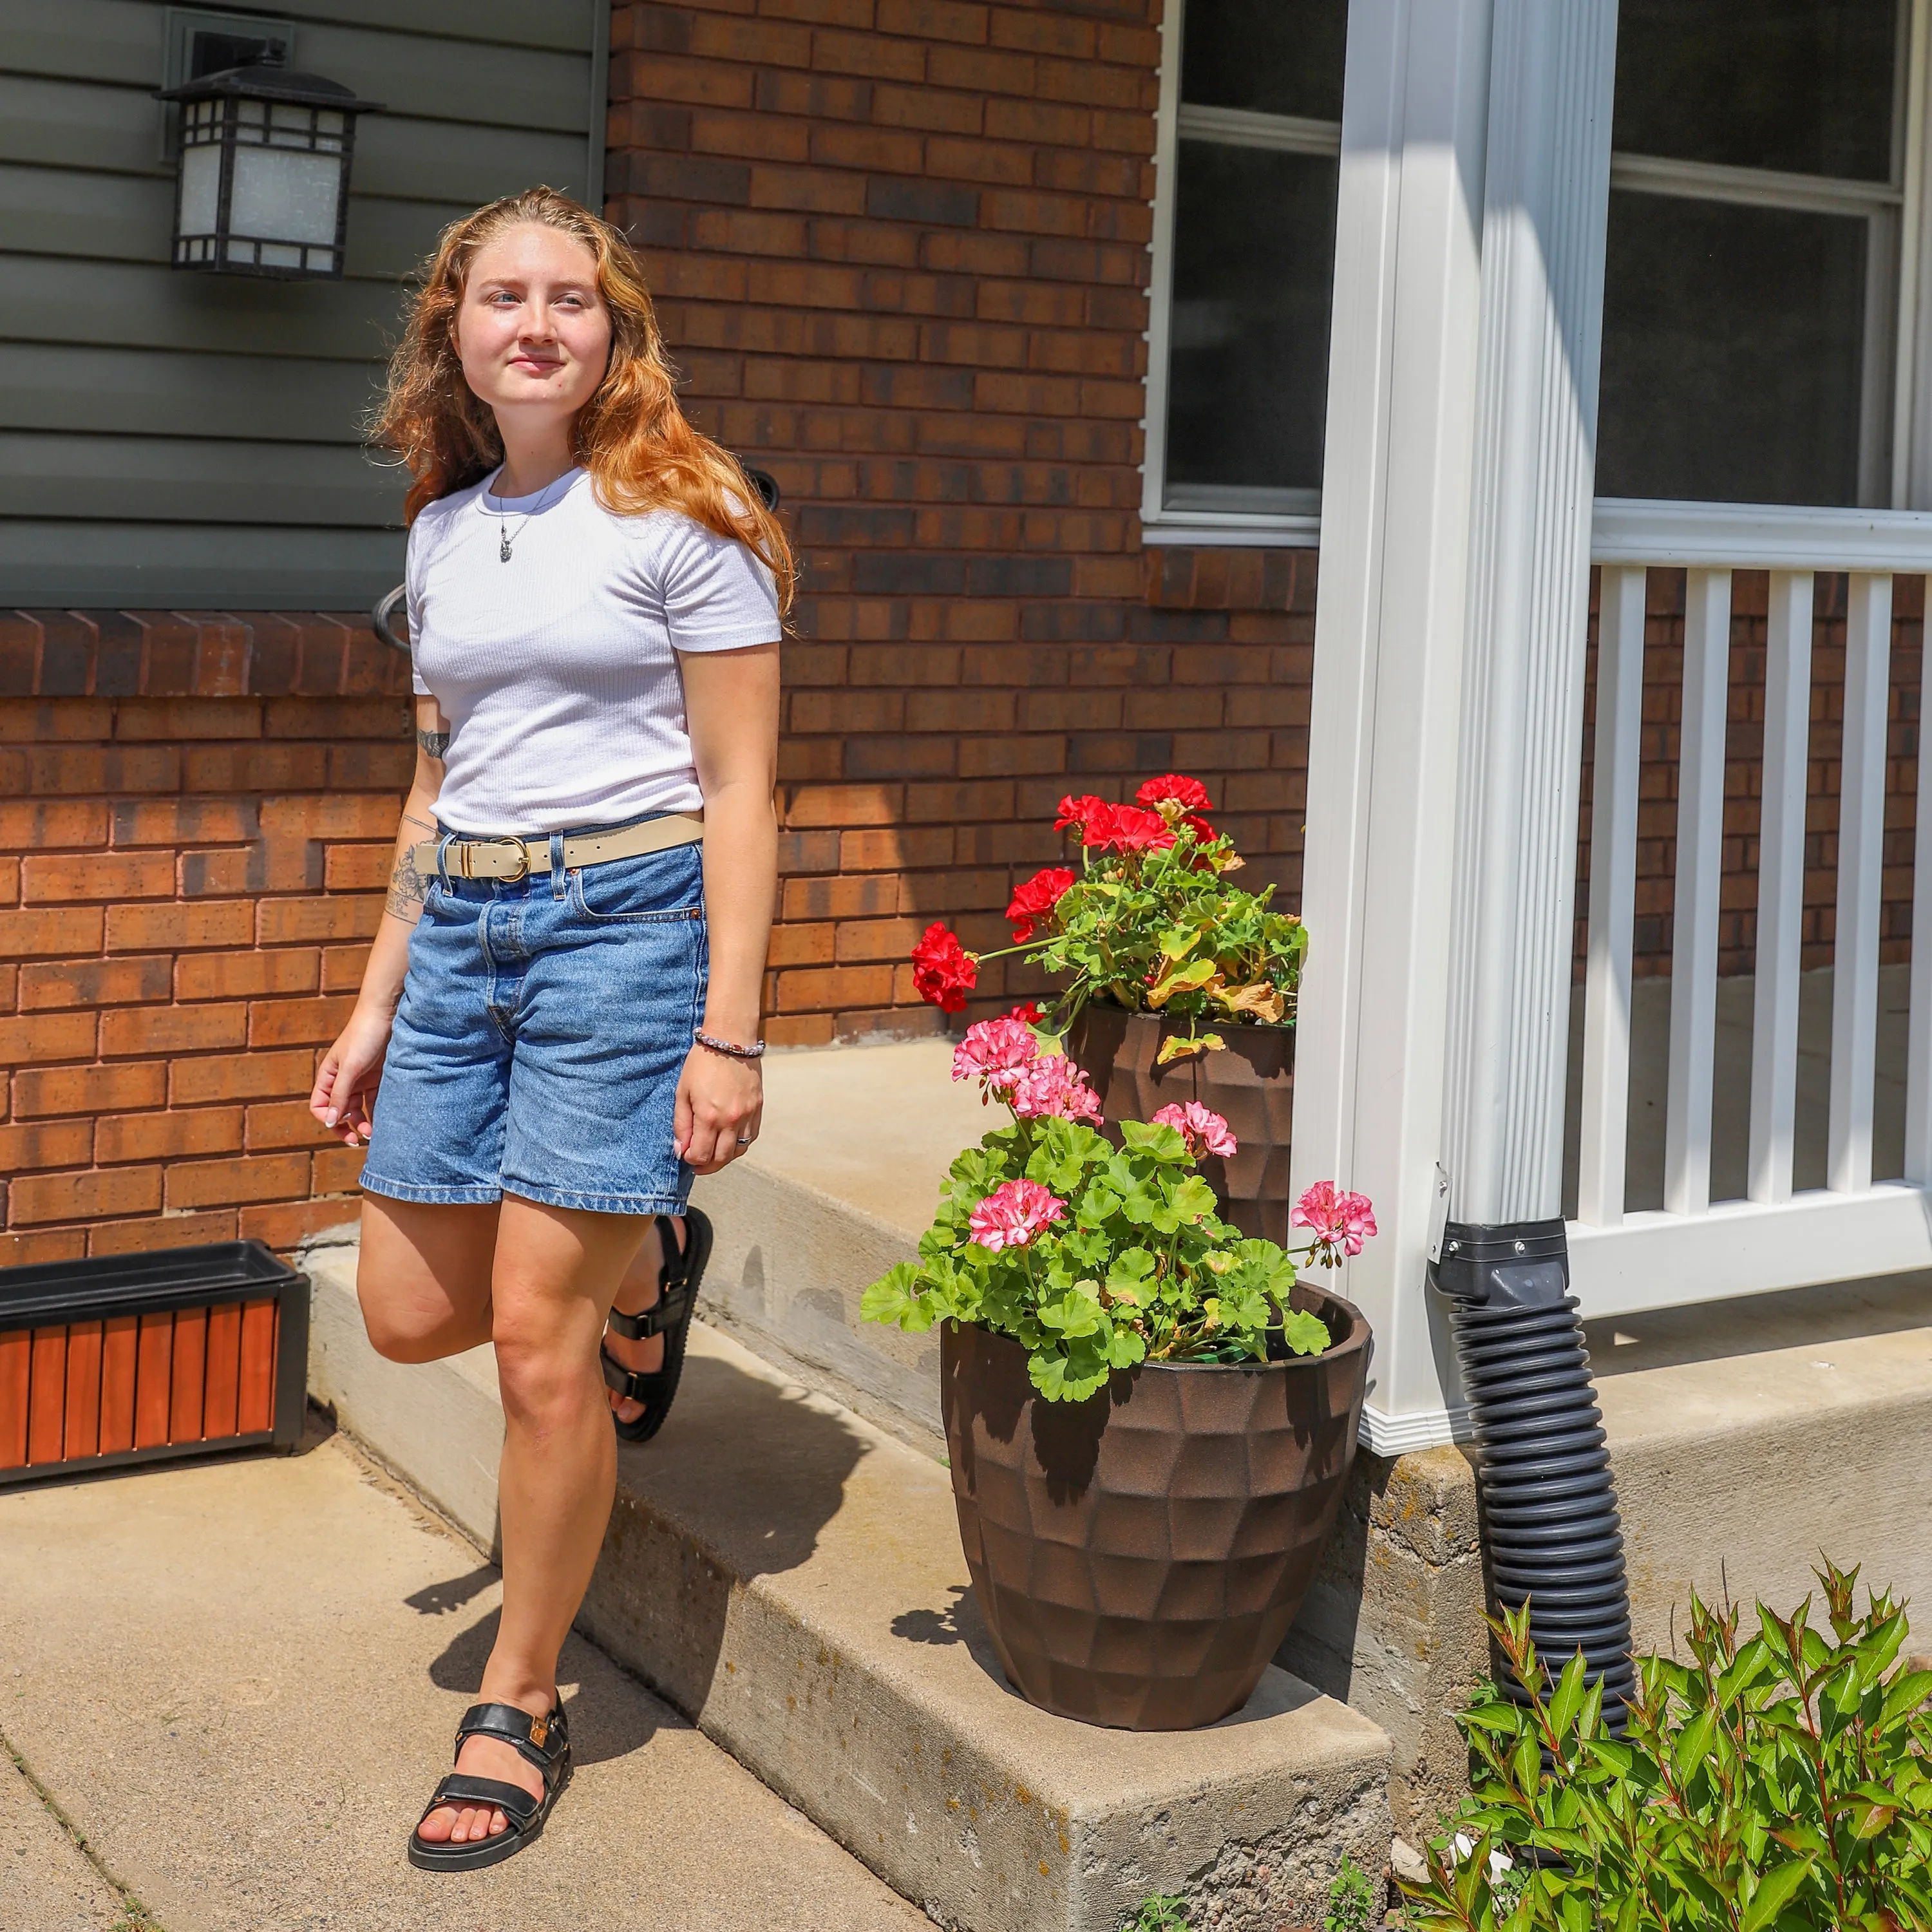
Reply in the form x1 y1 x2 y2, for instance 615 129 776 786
355 1195 500 1364
601 1214 688 1424
415 1193 647 1846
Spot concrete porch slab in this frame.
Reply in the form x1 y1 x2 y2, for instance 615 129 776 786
303 1244 1394 1932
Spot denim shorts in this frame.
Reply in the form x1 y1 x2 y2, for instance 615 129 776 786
359 829 709 1217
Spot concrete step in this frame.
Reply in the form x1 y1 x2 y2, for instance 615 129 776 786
304 1242 1394 1932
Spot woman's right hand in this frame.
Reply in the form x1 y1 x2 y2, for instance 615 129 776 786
310 1005 395 1148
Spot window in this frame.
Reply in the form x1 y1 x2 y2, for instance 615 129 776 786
1598 0 1913 508
1142 0 1346 544
1144 0 1931 541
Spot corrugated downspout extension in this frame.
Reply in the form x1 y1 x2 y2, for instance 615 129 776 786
1432 1218 1636 1716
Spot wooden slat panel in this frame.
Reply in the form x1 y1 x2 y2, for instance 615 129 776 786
1828 573 1892 1191
98 1315 136 1455
0 343 382 443
168 1305 207 1444
202 1301 243 1441
133 1312 174 1450
0 1331 26 1469
1664 567 1732 1217
237 1299 276 1435
0 432 402 529
63 1321 102 1463
0 518 405 611
1577 565 1647 1226
1748 571 1815 1205
26 1328 67 1464
0 254 401 361
0 0 593 88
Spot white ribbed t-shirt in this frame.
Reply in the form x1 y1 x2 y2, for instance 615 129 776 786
406 466 781 835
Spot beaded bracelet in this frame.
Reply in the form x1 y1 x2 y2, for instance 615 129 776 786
694 1028 766 1061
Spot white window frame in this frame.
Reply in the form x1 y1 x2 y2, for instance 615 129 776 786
1139 0 1333 548
1144 0 1932 555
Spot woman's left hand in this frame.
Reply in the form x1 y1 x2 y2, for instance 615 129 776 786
674 1044 762 1173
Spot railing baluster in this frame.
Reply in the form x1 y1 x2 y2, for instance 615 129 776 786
1828 573 1892 1191
1578 566 1647 1226
1665 568 1731 1216
1748 571 1814 1204
1909 576 1932 1185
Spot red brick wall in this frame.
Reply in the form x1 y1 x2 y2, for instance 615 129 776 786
602 0 1316 1038
0 613 410 1267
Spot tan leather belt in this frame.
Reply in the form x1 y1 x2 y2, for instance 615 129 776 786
416 812 704 882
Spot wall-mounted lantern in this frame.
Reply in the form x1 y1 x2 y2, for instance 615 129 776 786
155 58 383 280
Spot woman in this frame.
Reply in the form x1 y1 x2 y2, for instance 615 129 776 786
309 187 786 1871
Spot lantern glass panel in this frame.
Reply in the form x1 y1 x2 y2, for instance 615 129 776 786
178 142 222 235
230 144 341 246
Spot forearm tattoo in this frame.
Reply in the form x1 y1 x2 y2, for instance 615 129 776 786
417 727 450 761
386 811 437 925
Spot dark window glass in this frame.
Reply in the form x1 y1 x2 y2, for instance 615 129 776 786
1180 0 1348 122
1165 142 1338 504
1596 191 1868 505
1612 0 1898 180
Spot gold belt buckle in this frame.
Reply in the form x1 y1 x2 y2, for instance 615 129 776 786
484 835 531 882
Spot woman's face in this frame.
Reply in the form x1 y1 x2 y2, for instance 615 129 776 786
455 222 611 426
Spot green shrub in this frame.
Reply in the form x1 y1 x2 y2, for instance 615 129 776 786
1398 1560 1932 1930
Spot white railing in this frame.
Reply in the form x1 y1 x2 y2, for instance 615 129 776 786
1568 511 1932 1316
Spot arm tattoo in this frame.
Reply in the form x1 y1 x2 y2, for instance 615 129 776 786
385 811 437 926
417 726 450 761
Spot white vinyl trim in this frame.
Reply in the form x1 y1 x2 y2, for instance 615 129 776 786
1139 0 1340 545
1358 1401 1473 1457
1568 1184 1932 1318
1591 497 1932 567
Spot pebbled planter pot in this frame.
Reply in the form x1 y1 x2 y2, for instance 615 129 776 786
939 1283 1368 1730
1066 1005 1294 1243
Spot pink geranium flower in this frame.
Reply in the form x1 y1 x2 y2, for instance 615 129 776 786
1008 1052 1103 1124
952 1012 1040 1096
1150 1101 1237 1159
1292 1181 1378 1260
969 1178 1066 1253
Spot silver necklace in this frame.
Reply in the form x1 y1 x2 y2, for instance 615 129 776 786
480 471 570 562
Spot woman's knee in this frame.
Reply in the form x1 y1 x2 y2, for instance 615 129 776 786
491 1298 602 1425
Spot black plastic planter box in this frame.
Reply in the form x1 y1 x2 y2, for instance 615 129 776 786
0 1241 309 1486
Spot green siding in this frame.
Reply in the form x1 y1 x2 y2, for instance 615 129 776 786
0 0 603 609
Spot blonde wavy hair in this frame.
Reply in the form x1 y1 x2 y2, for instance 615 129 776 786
375 187 794 610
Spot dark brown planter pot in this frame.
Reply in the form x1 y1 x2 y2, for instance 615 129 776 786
939 1283 1369 1730
1066 1004 1294 1243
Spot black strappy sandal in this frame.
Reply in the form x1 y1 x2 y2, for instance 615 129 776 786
407 1700 570 1873
600 1204 713 1444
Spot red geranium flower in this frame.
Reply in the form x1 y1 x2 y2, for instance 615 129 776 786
1136 774 1212 813
1105 804 1177 853
911 922 978 1014
1006 866 1077 941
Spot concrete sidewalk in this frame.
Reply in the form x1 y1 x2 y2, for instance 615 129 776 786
0 1419 933 1932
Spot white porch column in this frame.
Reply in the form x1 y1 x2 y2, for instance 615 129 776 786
1291 0 1495 1450
1438 1 1620 1227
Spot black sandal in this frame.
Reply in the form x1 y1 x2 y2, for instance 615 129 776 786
407 1700 571 1872
600 1205 712 1444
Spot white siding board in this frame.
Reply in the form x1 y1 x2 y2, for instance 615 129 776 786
0 0 598 608
0 344 381 442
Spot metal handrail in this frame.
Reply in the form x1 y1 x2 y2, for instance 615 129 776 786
369 464 782 655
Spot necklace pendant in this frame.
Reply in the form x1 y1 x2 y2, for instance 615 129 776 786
499 530 512 562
